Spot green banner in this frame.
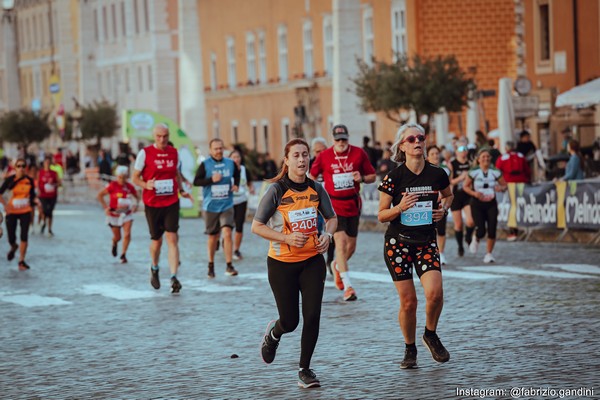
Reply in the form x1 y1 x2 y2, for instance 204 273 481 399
122 109 199 218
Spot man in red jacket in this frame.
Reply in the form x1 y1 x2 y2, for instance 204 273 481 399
495 141 530 241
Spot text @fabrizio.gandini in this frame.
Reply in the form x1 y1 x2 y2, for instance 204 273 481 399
455 386 594 398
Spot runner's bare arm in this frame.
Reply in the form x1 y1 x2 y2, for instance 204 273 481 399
316 216 338 253
433 186 453 222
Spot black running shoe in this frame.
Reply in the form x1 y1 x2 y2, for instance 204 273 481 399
120 254 128 264
260 320 279 364
458 246 465 257
400 347 418 369
112 243 117 257
7 244 17 261
207 264 215 279
48 230 54 236
225 265 238 276
298 369 320 389
422 332 450 363
170 277 182 294
18 261 30 271
150 267 160 289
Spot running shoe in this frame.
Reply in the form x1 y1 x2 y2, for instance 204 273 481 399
111 243 117 257
260 320 279 364
343 287 357 301
233 250 243 261
48 230 54 237
483 253 495 263
207 264 215 279
298 369 320 389
7 244 17 261
400 347 418 369
150 267 160 289
40 223 46 234
507 234 517 242
225 265 238 276
457 246 464 257
170 277 182 294
439 253 447 265
326 260 333 276
18 261 30 271
422 332 450 363
332 260 344 291
469 239 479 255
120 254 128 264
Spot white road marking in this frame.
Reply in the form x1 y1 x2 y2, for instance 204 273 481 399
540 264 600 275
184 279 255 293
80 284 156 300
464 266 598 279
0 294 72 307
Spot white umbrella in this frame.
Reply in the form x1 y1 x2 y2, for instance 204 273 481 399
497 78 515 151
466 100 479 144
555 77 600 108
434 109 449 147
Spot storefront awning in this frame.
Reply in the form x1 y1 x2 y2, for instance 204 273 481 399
555 77 600 108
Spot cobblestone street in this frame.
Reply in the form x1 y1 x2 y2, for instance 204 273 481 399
1 204 599 399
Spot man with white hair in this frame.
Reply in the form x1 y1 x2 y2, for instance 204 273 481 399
132 123 192 294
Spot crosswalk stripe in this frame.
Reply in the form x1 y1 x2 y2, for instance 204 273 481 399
540 264 600 275
464 266 598 279
80 284 156 300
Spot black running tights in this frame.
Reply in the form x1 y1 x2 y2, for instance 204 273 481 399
267 254 326 369
6 212 31 245
470 199 499 240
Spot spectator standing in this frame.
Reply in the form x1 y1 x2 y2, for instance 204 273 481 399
561 140 585 181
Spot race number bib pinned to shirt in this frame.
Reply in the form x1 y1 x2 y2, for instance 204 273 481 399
211 184 230 199
117 197 132 212
44 183 56 193
332 172 354 191
288 207 318 235
12 198 29 209
401 201 433 227
154 179 174 196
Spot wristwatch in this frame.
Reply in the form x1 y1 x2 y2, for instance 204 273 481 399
325 232 334 241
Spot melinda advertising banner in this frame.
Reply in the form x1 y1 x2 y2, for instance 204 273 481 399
563 180 600 229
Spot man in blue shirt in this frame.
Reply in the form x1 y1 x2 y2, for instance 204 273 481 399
194 139 240 278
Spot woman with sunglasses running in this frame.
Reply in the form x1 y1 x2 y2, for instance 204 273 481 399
450 142 475 257
0 158 37 270
252 138 337 389
378 123 453 369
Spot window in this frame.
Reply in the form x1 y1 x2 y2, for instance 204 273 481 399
93 9 99 42
281 118 290 145
227 36 237 89
210 52 217 90
111 3 117 39
246 33 257 83
539 3 550 61
147 65 153 91
278 25 288 83
121 2 127 37
391 0 407 60
134 0 140 34
125 67 130 93
251 121 258 150
106 70 112 99
362 7 374 65
138 66 143 91
98 72 103 97
322 15 333 75
143 0 150 32
231 120 239 144
303 20 314 78
258 31 267 83
33 15 39 49
102 6 108 41
262 120 269 153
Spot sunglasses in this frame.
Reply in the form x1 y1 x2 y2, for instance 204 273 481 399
15 164 26 168
401 134 426 144
457 146 468 152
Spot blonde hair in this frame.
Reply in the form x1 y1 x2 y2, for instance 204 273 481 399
390 123 426 163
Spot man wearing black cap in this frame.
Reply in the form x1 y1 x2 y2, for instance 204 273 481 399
309 124 376 301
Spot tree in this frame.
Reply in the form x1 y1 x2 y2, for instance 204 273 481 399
79 100 119 145
0 109 52 149
352 54 475 126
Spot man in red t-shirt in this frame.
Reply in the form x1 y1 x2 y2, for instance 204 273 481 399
132 124 192 294
309 124 376 301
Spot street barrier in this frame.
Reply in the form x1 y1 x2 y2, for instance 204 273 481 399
248 179 600 232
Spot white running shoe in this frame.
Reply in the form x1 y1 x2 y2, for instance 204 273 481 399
483 253 495 263
469 239 479 254
439 253 447 265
